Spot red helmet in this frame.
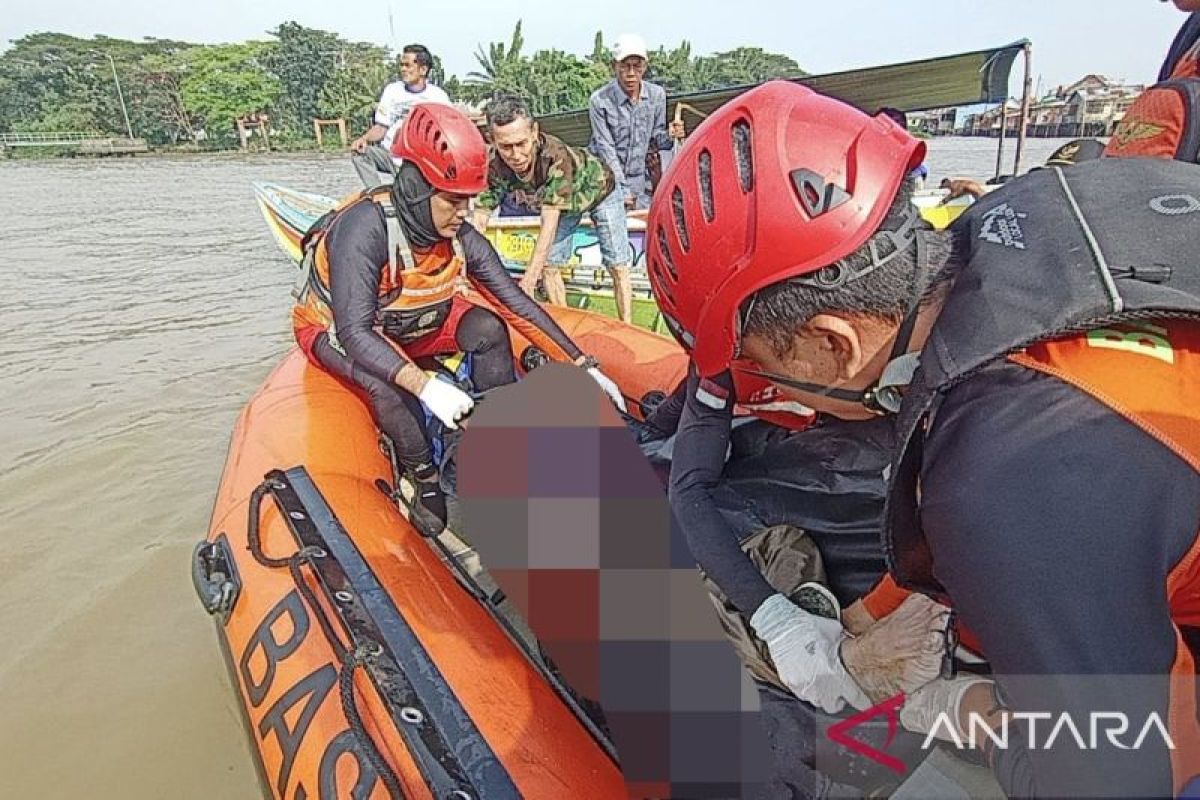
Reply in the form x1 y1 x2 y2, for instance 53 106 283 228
391 103 489 194
647 81 925 377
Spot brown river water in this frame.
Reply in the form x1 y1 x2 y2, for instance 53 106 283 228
0 137 1075 798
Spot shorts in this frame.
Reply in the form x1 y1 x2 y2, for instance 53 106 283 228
546 188 632 269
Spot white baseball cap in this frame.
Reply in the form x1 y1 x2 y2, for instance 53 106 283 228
612 33 649 62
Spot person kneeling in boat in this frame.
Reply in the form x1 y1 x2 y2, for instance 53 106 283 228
293 103 625 537
649 80 1200 798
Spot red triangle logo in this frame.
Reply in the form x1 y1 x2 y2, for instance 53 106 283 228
825 693 908 775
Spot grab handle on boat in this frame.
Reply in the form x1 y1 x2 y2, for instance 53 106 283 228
192 535 241 624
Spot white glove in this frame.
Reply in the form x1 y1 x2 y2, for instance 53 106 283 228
419 378 474 430
750 593 870 714
587 366 627 412
900 675 993 742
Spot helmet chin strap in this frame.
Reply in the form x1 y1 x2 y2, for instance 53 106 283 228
741 231 929 416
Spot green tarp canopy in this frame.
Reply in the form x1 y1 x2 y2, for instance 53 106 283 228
538 40 1028 147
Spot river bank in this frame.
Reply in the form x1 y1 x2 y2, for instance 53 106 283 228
0 143 352 160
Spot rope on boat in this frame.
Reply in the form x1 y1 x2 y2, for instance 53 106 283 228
246 478 407 799
288 552 347 660
246 482 290 568
341 645 408 799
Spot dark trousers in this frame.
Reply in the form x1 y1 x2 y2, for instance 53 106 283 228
313 305 515 470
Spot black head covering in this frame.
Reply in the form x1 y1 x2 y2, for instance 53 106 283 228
391 161 444 248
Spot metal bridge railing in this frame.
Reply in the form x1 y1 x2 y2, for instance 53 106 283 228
0 132 96 146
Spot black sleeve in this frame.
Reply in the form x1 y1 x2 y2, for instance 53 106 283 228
669 366 777 616
1160 12 1200 80
324 201 409 383
457 225 584 363
644 378 688 436
921 361 1199 799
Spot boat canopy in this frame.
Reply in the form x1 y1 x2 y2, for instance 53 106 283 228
538 41 1029 147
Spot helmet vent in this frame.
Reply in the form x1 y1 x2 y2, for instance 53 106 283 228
671 188 690 252
698 150 715 221
649 257 676 304
655 226 678 281
732 119 753 193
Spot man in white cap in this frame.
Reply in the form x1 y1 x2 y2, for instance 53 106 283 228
588 33 685 212
587 33 685 322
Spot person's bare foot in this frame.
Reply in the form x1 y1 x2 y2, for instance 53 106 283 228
841 593 948 703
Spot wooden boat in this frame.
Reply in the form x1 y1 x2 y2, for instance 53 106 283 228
253 182 668 333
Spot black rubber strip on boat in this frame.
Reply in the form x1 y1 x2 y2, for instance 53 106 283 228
270 466 521 800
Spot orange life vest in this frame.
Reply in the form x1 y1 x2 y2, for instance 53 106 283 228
1012 321 1200 792
1104 44 1200 164
871 158 1200 792
868 319 1200 791
291 187 466 347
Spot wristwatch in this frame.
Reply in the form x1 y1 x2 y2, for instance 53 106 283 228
574 354 600 370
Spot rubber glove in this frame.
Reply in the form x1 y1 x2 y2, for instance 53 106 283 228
419 378 474 430
750 593 870 713
900 675 994 742
587 367 627 412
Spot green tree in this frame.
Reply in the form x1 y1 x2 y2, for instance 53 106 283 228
319 43 391 134
527 49 609 113
0 23 808 148
134 51 200 144
689 56 726 92
428 53 446 88
466 20 526 95
443 74 465 102
180 43 281 145
645 42 696 92
0 32 193 140
710 47 803 86
262 22 341 132
0 33 125 133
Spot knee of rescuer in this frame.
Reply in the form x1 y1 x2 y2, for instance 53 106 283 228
463 306 509 347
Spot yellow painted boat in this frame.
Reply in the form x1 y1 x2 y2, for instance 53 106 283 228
253 182 974 337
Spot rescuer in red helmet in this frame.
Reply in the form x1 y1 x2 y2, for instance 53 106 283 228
293 103 624 536
648 79 1200 798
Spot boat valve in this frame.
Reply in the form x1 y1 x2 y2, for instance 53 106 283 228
520 346 549 373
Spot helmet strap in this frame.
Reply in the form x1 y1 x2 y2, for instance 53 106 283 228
740 229 930 416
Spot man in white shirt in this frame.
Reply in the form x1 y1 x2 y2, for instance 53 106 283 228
350 44 452 187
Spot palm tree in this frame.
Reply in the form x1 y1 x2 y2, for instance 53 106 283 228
467 20 525 90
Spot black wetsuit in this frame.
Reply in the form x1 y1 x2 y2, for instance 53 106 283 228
315 199 582 471
669 368 778 615
667 365 902 799
916 359 1199 798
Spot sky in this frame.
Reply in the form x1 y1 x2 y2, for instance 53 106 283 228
0 0 1189 95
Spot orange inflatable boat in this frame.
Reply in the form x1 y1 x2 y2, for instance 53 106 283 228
192 303 687 799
